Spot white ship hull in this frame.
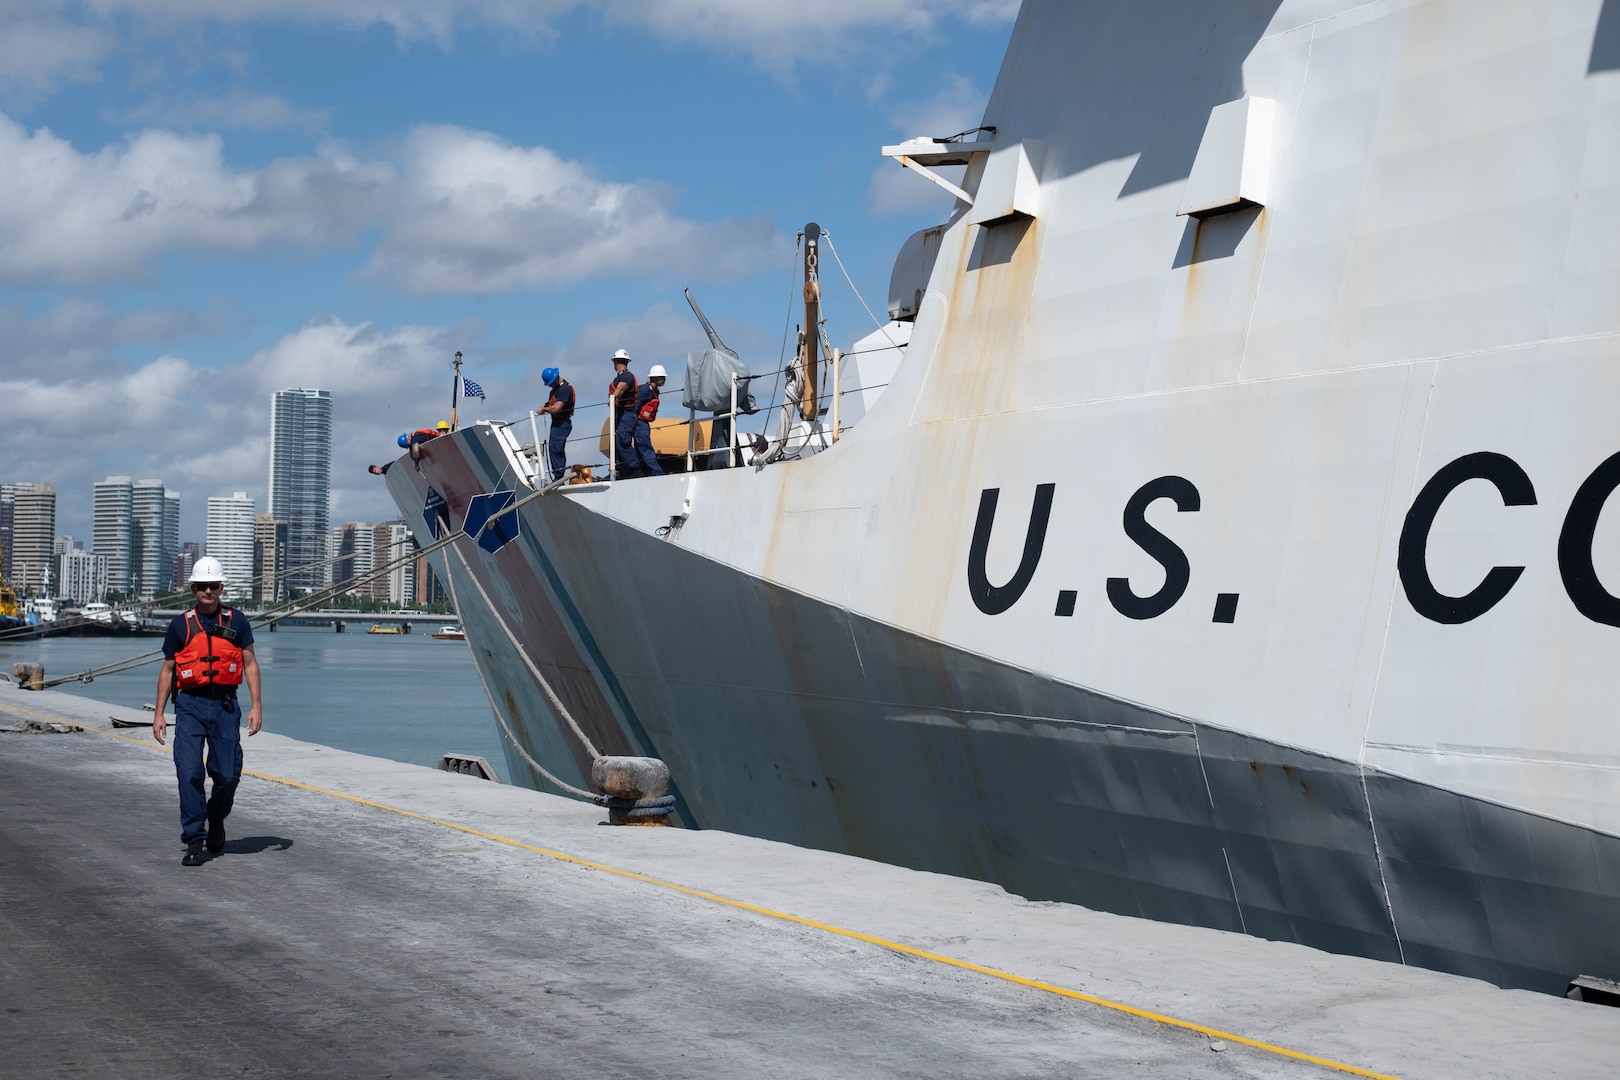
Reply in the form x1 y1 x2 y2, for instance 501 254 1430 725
390 0 1620 995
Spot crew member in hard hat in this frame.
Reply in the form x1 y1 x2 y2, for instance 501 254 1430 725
535 367 575 479
153 557 263 866
627 364 668 478
368 422 446 475
607 348 638 480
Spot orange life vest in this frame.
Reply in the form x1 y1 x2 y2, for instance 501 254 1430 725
174 607 245 690
609 372 638 411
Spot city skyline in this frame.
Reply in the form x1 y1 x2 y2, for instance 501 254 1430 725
2 459 429 605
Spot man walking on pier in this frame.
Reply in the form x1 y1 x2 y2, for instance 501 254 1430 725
153 557 263 866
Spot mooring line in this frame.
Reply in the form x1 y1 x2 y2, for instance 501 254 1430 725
10 701 1400 1080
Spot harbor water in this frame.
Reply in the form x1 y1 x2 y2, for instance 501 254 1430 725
0 626 508 778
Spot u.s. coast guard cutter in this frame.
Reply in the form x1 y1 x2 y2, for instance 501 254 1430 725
389 0 1620 996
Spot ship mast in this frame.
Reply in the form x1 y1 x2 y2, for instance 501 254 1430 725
450 351 462 431
799 223 823 422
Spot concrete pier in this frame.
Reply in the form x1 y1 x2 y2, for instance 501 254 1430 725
1 683 1614 1079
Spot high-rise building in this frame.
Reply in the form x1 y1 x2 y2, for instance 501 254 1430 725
206 492 256 600
175 541 201 592
371 521 413 604
53 536 80 556
253 514 288 603
56 549 109 605
267 388 332 591
414 552 446 607
130 479 181 601
330 522 373 596
11 484 56 595
93 477 134 597
0 484 14 584
164 492 180 591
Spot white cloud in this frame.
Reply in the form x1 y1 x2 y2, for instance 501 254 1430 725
365 126 784 294
0 113 784 293
885 72 989 139
594 0 1015 65
0 312 484 540
0 0 1013 104
0 114 393 286
867 73 987 217
115 92 329 133
868 162 963 218
72 0 1011 62
0 6 109 98
0 296 232 379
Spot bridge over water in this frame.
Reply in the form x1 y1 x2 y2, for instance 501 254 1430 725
146 610 447 633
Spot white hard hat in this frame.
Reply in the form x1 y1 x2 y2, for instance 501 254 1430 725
648 364 667 378
190 556 226 584
611 348 632 363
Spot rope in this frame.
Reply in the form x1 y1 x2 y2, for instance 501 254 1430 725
436 545 600 802
820 230 901 350
31 490 532 689
34 537 455 689
442 541 602 760
759 231 802 440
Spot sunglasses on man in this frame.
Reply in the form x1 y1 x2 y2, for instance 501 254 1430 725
191 582 223 593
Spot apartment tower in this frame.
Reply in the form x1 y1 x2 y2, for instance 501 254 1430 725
267 389 332 591
206 492 256 600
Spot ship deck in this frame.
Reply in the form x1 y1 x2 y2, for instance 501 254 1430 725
2 683 1614 1080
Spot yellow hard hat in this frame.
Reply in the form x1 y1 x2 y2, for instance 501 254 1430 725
436 420 451 431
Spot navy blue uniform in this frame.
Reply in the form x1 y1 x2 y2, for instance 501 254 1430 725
544 379 575 477
610 370 638 479
630 384 663 477
163 608 254 845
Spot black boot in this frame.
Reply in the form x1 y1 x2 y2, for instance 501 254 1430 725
182 841 206 866
206 817 226 855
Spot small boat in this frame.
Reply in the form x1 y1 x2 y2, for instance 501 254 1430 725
366 623 401 635
432 625 466 640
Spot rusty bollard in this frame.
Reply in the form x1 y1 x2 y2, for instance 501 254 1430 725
592 756 675 826
12 663 44 690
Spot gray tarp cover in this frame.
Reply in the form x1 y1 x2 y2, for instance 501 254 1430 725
684 349 757 414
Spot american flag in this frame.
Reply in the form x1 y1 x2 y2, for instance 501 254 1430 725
462 378 485 399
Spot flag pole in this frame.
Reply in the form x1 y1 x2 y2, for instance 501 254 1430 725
451 351 462 431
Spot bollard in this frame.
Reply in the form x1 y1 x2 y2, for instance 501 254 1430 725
591 756 675 826
12 663 44 690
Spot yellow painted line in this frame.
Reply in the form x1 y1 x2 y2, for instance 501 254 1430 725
15 700 1400 1080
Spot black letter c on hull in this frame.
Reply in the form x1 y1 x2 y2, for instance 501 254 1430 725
968 485 1055 615
1398 451 1536 624
1107 475 1200 620
1558 450 1620 627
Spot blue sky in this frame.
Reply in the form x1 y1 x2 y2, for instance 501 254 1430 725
0 1 1014 542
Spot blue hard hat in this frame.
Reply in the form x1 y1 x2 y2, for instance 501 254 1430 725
542 367 560 385
397 433 410 448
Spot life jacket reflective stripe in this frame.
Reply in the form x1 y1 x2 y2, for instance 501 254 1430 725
610 373 638 411
174 607 245 689
636 387 660 422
